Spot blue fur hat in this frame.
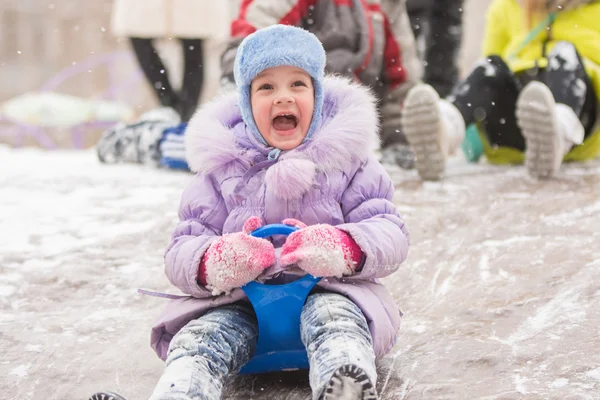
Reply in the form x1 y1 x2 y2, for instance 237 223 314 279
234 25 326 146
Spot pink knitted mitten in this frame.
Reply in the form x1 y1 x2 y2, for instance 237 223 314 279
280 219 363 278
198 216 275 295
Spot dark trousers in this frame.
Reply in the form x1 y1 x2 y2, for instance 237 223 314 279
407 0 464 98
449 41 596 151
130 37 204 122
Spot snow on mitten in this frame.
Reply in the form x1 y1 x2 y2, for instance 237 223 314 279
280 219 363 278
198 217 276 295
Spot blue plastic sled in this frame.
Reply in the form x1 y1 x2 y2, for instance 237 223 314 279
239 224 321 375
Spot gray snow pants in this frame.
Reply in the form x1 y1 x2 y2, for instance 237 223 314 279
149 292 377 400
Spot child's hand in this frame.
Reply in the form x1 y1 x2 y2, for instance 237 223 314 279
199 216 275 295
280 220 363 278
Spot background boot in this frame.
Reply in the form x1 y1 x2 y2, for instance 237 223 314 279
516 81 584 179
401 84 465 180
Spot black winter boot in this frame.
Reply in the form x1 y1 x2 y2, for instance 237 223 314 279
321 364 378 400
88 392 127 400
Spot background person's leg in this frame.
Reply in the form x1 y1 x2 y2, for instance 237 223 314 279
424 0 464 98
406 0 431 52
179 38 205 122
516 42 595 178
129 37 179 110
543 41 597 137
450 55 524 150
401 55 521 180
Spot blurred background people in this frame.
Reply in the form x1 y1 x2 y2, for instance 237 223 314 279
0 0 485 153
110 0 230 122
400 0 600 181
220 0 423 170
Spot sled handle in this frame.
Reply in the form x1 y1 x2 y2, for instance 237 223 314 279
249 223 299 238
239 223 321 374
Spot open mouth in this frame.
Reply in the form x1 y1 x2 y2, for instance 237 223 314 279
272 113 298 131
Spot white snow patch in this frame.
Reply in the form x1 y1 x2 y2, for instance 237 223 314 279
0 313 16 323
572 78 586 99
10 363 31 378
438 277 451 296
498 269 516 282
586 368 600 381
513 374 528 394
474 58 497 77
0 272 22 282
19 258 62 271
548 57 561 70
549 378 569 388
558 43 579 70
85 308 132 322
479 254 490 282
508 288 586 344
586 259 600 268
0 284 17 297
482 63 496 77
24 344 43 353
482 236 541 248
454 83 470 96
542 201 600 227
119 262 143 274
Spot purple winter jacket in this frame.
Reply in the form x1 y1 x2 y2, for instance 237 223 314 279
150 76 410 361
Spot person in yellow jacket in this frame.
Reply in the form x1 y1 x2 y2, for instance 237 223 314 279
400 0 600 180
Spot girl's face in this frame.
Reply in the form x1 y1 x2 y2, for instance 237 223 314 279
250 66 315 150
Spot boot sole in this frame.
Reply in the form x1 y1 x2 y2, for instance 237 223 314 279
322 364 378 400
89 392 127 400
516 81 562 179
401 84 445 181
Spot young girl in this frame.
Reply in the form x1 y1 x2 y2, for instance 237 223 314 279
90 25 409 400
401 0 600 180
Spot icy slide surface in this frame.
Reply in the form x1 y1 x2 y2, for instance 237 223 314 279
1 146 599 399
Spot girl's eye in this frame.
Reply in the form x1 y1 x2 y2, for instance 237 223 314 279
258 83 273 90
292 81 307 87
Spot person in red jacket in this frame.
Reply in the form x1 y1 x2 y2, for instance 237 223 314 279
220 0 423 170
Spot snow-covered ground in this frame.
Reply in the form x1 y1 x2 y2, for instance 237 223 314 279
1 145 599 400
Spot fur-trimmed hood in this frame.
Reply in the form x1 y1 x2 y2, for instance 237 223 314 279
184 75 380 199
